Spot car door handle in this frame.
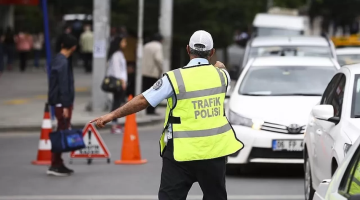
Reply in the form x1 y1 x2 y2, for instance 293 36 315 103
316 129 323 135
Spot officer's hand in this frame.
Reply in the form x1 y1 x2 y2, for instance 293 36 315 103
214 61 226 70
90 113 115 128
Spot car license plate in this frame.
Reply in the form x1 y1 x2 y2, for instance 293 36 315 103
272 140 303 151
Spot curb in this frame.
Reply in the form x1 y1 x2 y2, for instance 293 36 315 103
0 118 164 133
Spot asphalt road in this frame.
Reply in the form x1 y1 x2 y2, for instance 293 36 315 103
0 123 305 200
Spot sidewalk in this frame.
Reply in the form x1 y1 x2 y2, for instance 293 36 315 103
0 65 165 132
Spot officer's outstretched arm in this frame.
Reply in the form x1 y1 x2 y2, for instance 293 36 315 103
111 94 150 119
90 94 150 128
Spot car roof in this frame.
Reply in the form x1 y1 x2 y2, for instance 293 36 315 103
342 63 360 74
251 56 336 67
251 36 329 47
336 47 360 55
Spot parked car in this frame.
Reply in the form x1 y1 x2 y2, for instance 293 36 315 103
304 64 360 200
239 36 337 75
226 56 340 174
336 48 360 66
312 136 360 200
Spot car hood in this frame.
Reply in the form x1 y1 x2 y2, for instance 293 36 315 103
229 95 321 126
343 118 360 143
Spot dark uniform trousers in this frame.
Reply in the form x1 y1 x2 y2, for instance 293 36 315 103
159 143 227 200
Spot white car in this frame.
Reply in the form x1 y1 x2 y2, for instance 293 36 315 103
304 64 360 200
312 136 360 200
241 36 337 70
336 48 360 66
226 56 340 174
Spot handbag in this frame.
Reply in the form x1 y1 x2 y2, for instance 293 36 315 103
101 76 123 93
49 120 85 153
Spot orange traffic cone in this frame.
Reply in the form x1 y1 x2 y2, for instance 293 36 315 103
115 95 147 165
32 103 52 165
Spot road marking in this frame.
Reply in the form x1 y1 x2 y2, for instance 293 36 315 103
35 95 47 100
0 195 304 200
75 87 89 92
4 99 30 105
2 87 89 105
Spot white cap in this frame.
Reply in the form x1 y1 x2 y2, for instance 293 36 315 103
189 30 213 51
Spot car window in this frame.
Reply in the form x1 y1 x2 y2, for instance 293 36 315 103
330 76 346 117
339 144 360 197
337 54 360 66
351 74 360 118
249 46 332 60
238 65 336 96
321 74 343 105
256 27 302 36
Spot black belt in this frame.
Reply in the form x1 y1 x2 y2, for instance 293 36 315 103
168 116 181 124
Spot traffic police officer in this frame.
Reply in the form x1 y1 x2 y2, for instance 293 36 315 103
91 30 244 200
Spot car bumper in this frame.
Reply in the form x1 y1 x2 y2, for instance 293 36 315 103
227 125 304 164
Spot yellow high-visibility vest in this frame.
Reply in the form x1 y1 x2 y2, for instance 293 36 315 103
160 64 244 162
349 166 360 195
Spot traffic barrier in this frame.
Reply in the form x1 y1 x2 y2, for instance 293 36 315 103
31 103 52 165
114 95 147 165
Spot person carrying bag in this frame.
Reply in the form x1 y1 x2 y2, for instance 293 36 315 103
101 35 128 134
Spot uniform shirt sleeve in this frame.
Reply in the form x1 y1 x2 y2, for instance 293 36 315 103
142 76 174 107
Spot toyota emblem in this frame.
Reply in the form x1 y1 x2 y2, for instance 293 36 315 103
287 124 301 134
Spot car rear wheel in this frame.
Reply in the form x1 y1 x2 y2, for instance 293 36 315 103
304 153 315 200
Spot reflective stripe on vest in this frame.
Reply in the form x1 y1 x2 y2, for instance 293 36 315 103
160 65 244 161
173 123 232 138
173 68 227 100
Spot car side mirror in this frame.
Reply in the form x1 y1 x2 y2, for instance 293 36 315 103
349 194 360 200
312 105 340 125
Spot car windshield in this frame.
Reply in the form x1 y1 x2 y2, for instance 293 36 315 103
352 75 360 118
337 54 360 66
249 46 332 60
257 27 302 36
238 65 337 96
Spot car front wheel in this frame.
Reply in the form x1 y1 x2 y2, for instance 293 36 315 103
305 152 315 200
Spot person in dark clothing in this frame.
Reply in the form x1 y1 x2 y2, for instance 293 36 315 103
56 26 74 70
47 34 77 176
3 27 15 71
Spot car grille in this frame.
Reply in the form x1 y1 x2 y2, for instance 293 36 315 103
249 147 303 159
261 121 305 134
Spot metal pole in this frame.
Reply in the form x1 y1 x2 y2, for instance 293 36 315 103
135 0 145 116
92 0 110 112
41 0 55 120
159 0 173 73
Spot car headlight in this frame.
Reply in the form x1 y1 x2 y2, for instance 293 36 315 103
229 110 264 130
344 143 352 156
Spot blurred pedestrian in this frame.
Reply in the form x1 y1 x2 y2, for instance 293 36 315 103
90 30 243 200
15 29 33 72
47 34 78 176
32 31 44 69
0 28 4 77
141 33 163 115
122 29 137 98
79 24 93 73
3 26 15 71
106 35 128 134
56 25 74 69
